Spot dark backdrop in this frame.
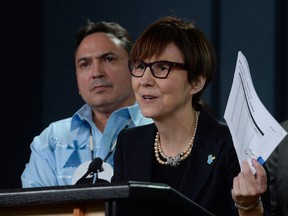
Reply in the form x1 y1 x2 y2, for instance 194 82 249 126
1 0 287 189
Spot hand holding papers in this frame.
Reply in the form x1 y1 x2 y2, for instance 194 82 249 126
224 51 287 172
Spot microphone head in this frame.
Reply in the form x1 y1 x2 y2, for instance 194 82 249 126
88 157 103 172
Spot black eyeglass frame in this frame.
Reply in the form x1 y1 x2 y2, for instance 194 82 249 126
128 60 187 79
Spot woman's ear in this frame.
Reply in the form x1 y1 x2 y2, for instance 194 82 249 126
190 76 206 95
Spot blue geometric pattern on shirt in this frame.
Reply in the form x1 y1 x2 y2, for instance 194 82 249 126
63 140 86 168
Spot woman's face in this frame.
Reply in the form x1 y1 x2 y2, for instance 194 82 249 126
132 43 198 120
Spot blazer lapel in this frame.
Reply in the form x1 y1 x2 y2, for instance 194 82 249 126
178 108 223 200
127 124 157 182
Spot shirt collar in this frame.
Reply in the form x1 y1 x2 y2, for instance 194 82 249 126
70 102 144 130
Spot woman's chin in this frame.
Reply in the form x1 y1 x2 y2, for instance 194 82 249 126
141 110 157 119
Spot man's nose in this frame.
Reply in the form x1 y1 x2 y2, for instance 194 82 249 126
91 61 105 78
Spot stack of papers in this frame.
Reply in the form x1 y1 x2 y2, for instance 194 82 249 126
224 51 287 172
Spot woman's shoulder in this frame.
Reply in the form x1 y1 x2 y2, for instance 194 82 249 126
125 123 156 134
198 104 229 130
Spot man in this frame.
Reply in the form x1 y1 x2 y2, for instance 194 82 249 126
21 20 152 187
266 119 288 216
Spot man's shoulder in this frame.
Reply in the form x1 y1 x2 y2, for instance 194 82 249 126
39 117 74 137
48 117 73 128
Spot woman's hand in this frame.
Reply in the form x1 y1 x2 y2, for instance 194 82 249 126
232 158 267 215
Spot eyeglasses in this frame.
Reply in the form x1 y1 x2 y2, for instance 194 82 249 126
128 60 187 79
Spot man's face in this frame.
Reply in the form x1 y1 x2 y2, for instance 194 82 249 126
75 32 135 114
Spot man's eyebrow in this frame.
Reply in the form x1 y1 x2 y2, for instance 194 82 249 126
76 52 118 64
76 57 90 64
98 52 118 59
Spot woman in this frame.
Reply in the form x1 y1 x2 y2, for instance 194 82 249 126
112 16 269 215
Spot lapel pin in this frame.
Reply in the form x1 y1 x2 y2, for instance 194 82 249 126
207 154 216 164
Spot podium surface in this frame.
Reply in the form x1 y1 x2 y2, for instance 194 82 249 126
0 181 215 216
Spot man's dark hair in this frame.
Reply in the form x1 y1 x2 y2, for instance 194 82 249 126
74 19 132 56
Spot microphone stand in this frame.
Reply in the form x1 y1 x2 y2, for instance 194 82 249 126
92 170 98 184
75 158 103 185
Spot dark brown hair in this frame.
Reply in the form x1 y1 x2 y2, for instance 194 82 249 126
74 19 132 57
131 16 216 105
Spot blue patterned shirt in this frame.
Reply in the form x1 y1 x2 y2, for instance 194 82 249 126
21 103 152 187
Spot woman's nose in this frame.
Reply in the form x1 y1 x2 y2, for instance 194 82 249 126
139 67 155 86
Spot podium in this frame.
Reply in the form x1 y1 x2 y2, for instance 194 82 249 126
0 181 215 216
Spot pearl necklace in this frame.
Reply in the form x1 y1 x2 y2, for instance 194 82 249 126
154 111 200 167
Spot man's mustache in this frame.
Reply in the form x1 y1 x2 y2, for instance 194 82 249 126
89 80 113 91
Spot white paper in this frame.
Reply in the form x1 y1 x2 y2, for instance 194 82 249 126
224 51 287 172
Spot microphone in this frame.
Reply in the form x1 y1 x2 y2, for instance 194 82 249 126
75 157 103 185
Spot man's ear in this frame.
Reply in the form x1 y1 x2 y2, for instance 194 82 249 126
190 76 206 95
